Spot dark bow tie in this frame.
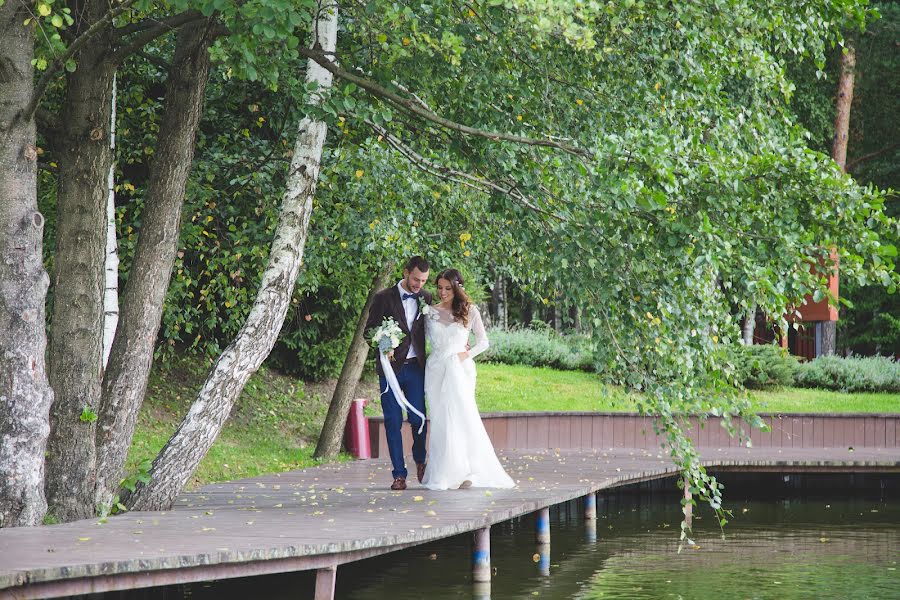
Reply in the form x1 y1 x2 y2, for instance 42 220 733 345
402 293 418 301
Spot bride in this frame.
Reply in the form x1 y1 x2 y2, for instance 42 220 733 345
421 269 515 491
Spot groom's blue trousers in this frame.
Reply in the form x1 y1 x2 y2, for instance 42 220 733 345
380 361 427 480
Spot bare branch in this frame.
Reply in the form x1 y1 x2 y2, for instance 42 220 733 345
846 142 900 172
298 47 594 160
111 10 207 66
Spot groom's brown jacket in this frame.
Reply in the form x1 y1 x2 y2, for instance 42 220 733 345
365 286 432 377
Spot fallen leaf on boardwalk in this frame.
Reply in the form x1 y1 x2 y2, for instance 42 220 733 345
78 537 91 542
421 524 431 528
425 510 436 516
312 511 324 515
427 500 437 505
820 537 829 543
201 527 216 532
413 496 424 502
245 521 254 525
366 509 374 513
484 491 492 496
274 503 283 508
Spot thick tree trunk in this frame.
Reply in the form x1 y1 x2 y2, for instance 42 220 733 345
492 276 507 330
314 265 393 459
0 4 55 528
103 74 119 367
94 20 216 509
822 42 855 357
44 2 117 520
741 307 755 345
125 3 339 511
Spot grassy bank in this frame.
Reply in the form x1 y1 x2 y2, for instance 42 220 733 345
126 356 352 489
475 363 900 414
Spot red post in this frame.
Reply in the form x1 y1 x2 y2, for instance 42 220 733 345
343 398 372 459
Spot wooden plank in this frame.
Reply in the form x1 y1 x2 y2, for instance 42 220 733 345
547 416 561 449
591 415 604 448
813 417 825 448
874 417 887 450
865 417 877 448
493 418 509 450
887 418 897 448
853 418 866 448
577 416 591 450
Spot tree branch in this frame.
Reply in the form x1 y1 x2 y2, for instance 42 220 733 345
111 10 207 66
298 47 594 160
365 119 567 222
846 142 900 172
23 0 140 121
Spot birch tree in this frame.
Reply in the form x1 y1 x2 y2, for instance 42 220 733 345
126 0 339 510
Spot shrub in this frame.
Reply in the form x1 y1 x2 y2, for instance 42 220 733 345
484 327 593 371
794 355 900 393
729 344 800 389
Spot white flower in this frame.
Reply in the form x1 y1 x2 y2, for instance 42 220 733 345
371 317 404 354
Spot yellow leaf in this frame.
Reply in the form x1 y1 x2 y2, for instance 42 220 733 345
402 37 411 46
355 169 364 178
575 99 583 106
532 553 540 562
78 537 91 542
516 115 523 121
37 3 51 16
413 495 424 502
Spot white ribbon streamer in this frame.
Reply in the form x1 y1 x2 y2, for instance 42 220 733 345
379 352 426 434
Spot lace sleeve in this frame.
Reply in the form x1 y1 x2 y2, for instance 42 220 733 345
468 306 490 360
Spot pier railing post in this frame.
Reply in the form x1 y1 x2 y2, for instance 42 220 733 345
315 565 337 600
472 526 491 583
682 475 693 530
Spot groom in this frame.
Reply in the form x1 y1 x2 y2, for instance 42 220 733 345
365 256 432 490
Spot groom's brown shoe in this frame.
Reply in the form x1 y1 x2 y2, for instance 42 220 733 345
416 463 427 483
390 477 407 491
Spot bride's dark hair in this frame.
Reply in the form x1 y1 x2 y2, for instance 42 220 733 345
436 268 470 327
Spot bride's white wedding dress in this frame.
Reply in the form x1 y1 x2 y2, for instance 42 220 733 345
421 305 515 490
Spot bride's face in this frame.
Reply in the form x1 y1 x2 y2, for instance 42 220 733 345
436 278 454 304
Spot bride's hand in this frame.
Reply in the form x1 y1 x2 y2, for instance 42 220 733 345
457 351 469 361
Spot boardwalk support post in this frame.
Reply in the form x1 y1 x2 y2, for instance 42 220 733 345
535 506 550 544
315 565 337 600
536 543 551 577
584 493 596 520
682 475 693 530
472 526 491 583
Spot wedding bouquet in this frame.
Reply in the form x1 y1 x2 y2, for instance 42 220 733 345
371 316 404 354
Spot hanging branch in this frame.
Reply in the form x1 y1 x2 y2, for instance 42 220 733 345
298 47 594 160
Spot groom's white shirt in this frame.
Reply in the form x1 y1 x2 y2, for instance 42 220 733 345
397 281 418 359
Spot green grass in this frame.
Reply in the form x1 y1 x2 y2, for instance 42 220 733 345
127 355 346 489
475 363 900 414
476 363 637 412
749 387 900 413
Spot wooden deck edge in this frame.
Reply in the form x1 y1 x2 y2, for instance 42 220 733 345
3 457 898 599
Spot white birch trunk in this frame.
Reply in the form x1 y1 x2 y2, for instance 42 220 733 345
125 2 339 511
741 307 755 345
103 74 119 367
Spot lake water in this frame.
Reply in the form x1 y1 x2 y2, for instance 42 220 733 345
88 474 899 600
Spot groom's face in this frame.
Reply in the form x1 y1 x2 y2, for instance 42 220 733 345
404 267 429 294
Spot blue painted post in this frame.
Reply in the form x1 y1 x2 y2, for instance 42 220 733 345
536 542 551 577
472 526 491 583
535 506 550 544
584 493 597 520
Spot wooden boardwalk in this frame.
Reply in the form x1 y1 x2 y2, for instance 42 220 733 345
1 445 898 599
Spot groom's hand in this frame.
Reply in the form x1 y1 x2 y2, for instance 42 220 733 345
387 350 395 361
457 351 470 361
